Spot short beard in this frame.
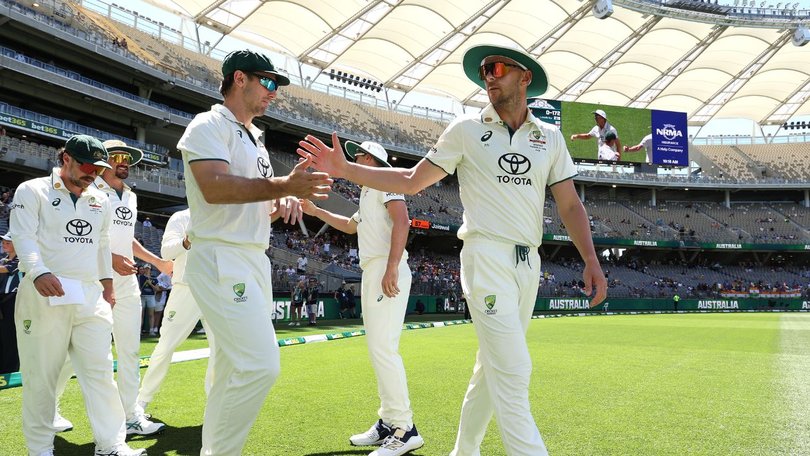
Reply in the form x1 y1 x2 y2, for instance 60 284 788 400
116 168 129 179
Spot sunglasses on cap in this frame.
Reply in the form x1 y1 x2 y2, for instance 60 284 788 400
353 152 367 162
253 74 277 92
110 153 132 164
76 160 106 176
478 62 526 80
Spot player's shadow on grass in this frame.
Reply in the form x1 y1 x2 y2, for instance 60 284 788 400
128 424 202 456
53 436 93 455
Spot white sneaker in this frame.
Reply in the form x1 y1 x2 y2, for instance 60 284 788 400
288 320 295 326
37 450 54 456
125 414 166 436
370 426 424 456
350 419 393 446
53 411 73 433
94 443 147 455
195 328 206 334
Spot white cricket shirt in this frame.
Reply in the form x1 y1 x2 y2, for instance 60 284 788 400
10 169 113 282
350 187 408 269
425 104 577 248
588 122 619 152
161 209 190 285
93 177 139 296
177 104 274 249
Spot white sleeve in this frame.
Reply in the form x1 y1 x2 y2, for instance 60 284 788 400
161 211 189 260
9 181 49 278
425 118 465 175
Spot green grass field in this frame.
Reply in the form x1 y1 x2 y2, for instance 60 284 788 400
1 313 808 455
561 101 651 163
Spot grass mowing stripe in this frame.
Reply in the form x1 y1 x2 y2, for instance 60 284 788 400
775 313 810 455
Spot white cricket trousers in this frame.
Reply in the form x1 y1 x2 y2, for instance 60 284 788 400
186 243 280 456
15 276 126 455
55 293 143 420
450 238 547 456
138 282 214 405
361 257 413 429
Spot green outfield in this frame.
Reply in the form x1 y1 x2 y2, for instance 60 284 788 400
1 313 808 455
561 101 651 163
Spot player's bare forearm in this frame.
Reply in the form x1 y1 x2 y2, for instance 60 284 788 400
298 132 445 195
190 157 331 204
306 203 357 234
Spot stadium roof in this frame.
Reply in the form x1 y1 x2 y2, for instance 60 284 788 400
148 0 810 126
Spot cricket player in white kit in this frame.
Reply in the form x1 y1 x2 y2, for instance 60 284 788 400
11 135 145 456
571 109 622 158
54 140 171 437
177 49 331 455
299 44 607 456
302 140 422 456
136 209 215 412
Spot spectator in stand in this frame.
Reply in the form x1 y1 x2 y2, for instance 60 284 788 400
142 217 152 228
290 278 305 326
0 233 21 374
297 252 308 277
305 277 320 326
139 265 159 335
346 284 357 318
335 281 350 319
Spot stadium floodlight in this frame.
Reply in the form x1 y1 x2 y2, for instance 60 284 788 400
593 0 613 19
792 26 810 46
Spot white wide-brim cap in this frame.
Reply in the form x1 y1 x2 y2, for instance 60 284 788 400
344 140 391 167
593 109 608 120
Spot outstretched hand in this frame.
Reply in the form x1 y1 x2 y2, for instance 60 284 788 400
300 198 318 216
297 132 350 178
283 155 333 200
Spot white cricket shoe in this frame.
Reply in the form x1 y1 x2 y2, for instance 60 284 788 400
53 411 73 433
370 426 424 456
125 414 166 436
37 450 54 456
94 443 147 455
350 419 393 446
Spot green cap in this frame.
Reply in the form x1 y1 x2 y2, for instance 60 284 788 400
462 44 548 98
222 50 290 87
65 135 112 169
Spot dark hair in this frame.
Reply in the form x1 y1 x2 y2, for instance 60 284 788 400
56 147 67 166
220 71 257 97
219 73 235 97
605 132 617 142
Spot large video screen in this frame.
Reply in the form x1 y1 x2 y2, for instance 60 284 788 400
528 99 688 166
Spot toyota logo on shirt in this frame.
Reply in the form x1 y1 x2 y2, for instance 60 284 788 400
64 219 94 244
116 207 133 220
497 153 533 186
114 206 135 226
257 156 271 178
